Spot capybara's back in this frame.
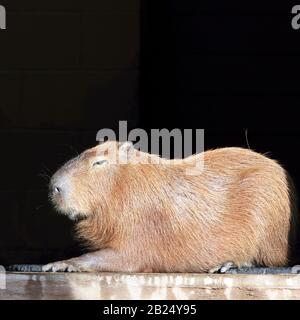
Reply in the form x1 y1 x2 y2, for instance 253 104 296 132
43 143 299 273
170 147 298 272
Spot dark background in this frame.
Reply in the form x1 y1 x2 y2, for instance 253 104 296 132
0 0 300 265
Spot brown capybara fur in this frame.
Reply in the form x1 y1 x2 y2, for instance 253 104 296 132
43 141 299 273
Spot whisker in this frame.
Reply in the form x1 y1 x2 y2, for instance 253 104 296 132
41 163 52 175
38 173 51 181
57 144 80 157
35 203 46 210
69 145 80 156
244 128 251 149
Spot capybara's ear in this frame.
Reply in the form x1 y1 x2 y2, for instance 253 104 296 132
119 141 134 163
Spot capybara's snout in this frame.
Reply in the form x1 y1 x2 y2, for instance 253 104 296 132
49 170 72 209
49 177 62 197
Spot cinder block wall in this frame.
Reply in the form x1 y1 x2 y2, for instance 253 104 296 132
0 1 140 265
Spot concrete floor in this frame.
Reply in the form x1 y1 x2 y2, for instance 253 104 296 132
1 272 300 300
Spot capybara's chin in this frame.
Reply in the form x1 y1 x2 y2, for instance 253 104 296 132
56 204 88 221
65 210 87 222
49 192 86 221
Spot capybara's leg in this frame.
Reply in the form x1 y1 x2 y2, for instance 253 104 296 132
42 249 139 273
209 261 254 274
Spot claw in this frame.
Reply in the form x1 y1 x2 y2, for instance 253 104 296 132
42 261 81 273
209 261 237 274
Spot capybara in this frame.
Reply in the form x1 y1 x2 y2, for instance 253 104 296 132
43 141 298 273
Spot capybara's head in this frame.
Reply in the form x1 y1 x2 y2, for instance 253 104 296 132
49 141 134 220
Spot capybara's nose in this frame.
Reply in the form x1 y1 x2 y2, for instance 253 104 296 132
49 180 63 197
53 186 61 194
49 174 70 198
50 184 62 197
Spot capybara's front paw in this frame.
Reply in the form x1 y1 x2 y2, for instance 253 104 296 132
42 261 82 273
209 261 237 274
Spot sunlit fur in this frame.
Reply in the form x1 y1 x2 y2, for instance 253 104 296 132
50 141 299 272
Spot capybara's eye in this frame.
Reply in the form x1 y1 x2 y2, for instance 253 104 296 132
93 160 108 167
